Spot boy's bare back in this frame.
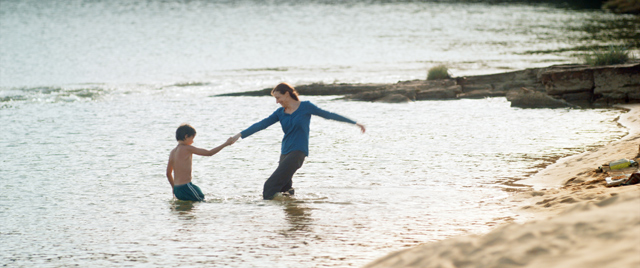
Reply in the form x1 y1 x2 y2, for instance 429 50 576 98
168 144 195 186
166 134 238 189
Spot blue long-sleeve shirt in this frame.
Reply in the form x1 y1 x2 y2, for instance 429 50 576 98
240 101 357 156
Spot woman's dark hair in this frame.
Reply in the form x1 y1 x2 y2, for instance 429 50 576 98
271 82 299 101
176 124 196 141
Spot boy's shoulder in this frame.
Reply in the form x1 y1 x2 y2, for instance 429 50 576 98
169 145 179 155
171 144 192 154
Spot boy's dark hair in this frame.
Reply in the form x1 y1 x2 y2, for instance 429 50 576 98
176 124 196 141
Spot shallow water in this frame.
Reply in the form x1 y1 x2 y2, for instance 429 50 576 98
0 0 634 267
0 88 627 267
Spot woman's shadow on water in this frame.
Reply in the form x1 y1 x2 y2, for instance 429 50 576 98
280 199 314 235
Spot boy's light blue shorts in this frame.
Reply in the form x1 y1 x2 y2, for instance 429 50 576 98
173 182 205 201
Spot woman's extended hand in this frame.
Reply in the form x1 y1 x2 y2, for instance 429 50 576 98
356 123 366 134
225 136 237 146
231 133 242 142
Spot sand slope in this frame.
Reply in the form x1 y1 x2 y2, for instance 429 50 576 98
364 193 640 268
364 104 640 268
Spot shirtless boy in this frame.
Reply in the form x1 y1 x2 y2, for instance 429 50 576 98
166 124 238 201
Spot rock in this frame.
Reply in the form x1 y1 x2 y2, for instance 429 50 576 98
456 68 545 99
603 0 640 14
593 63 640 103
457 89 505 99
629 91 640 100
215 82 386 97
346 87 416 102
403 79 457 90
215 62 639 107
344 90 389 102
346 80 458 102
215 87 272 97
295 83 387 95
540 67 594 95
506 88 574 108
374 94 412 103
562 91 594 108
537 63 640 106
415 85 461 100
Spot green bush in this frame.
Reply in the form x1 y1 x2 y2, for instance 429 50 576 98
427 65 451 80
584 46 631 66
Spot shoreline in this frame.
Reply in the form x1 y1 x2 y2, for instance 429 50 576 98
364 104 640 268
521 104 640 189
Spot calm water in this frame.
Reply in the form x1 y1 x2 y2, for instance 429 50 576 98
2 0 639 88
0 1 634 267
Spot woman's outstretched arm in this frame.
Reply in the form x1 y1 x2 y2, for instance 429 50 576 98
235 110 280 140
310 102 365 133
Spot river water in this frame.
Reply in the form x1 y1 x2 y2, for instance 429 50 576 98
0 0 635 267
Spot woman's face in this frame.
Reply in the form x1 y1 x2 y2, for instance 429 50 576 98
273 91 289 107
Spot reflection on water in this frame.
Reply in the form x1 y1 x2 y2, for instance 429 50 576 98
171 200 195 213
172 207 197 221
282 200 314 234
524 12 640 54
576 15 640 47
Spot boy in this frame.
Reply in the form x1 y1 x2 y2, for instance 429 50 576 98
166 124 238 201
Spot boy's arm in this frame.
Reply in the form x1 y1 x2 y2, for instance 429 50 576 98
166 156 175 198
189 136 237 157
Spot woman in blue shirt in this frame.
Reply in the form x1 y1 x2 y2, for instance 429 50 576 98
233 83 366 200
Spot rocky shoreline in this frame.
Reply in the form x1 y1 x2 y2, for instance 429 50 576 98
217 61 640 109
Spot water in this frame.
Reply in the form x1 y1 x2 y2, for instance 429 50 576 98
0 1 634 267
2 0 638 88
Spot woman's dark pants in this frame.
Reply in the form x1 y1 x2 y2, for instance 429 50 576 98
263 150 306 200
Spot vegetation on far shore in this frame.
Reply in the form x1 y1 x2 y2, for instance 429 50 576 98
427 65 451 80
584 45 634 66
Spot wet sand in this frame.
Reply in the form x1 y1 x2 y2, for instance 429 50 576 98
364 104 640 268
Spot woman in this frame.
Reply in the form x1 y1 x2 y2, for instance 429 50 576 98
233 83 366 200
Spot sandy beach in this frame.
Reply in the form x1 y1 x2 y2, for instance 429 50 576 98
364 104 640 268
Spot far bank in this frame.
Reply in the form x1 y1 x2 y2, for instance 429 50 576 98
216 62 640 109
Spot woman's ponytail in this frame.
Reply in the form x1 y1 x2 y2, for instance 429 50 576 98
271 82 299 101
